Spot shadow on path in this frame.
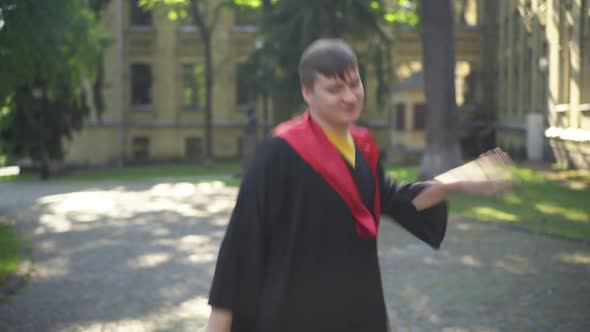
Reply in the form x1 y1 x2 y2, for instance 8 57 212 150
0 180 589 331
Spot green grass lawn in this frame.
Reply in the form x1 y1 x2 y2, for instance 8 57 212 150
387 165 590 241
0 219 22 285
60 163 241 182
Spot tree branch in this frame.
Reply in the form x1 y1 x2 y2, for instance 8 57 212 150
189 0 207 32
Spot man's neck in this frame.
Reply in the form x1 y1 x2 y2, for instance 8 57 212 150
309 111 350 138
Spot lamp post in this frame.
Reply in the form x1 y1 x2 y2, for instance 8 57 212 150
32 83 49 180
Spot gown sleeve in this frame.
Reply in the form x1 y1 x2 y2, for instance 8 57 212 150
378 162 448 249
208 138 287 323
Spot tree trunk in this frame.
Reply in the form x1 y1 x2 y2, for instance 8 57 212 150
418 0 463 180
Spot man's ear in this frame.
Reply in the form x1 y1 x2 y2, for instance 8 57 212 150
301 84 312 104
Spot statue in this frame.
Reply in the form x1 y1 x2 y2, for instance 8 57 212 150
237 104 258 177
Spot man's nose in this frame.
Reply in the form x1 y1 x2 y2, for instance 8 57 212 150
341 88 358 104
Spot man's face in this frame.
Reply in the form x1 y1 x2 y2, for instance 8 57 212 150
302 68 364 128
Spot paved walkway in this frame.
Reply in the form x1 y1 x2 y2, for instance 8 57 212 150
0 180 589 331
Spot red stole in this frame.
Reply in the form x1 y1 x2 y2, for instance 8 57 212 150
273 111 381 240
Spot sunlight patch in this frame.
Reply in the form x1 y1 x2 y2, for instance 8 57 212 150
455 223 472 231
150 182 198 198
81 319 155 332
460 255 482 267
194 181 225 194
471 207 519 222
40 192 115 214
502 193 522 204
534 203 589 222
130 253 172 269
558 252 590 265
206 199 234 214
178 296 212 319
39 214 72 233
0 166 19 176
188 253 216 263
181 234 209 245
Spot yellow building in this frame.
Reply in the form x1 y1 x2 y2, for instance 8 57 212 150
65 0 481 166
64 0 260 165
64 0 590 169
389 0 590 168
495 0 590 168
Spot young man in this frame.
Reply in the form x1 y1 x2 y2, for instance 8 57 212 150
205 39 511 332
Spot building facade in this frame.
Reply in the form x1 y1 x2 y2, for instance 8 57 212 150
64 0 590 168
64 0 396 165
64 0 261 165
495 0 590 168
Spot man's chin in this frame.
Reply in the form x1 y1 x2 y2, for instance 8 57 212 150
343 113 361 125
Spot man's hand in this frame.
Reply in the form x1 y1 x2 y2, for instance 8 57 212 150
411 148 515 211
454 179 513 196
204 307 232 332
434 147 515 196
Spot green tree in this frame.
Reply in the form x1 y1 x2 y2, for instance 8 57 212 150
140 0 227 162
0 0 106 179
235 0 418 123
418 0 463 179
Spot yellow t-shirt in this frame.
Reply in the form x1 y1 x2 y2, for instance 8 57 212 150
325 130 356 168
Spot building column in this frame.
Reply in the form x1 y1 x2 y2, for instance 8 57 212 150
531 18 541 111
154 7 177 122
497 0 506 113
507 5 515 118
570 0 583 128
546 0 560 127
518 15 526 119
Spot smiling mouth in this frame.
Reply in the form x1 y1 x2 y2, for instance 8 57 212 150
341 106 358 113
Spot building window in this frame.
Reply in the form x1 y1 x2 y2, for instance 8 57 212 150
131 63 152 107
130 0 152 26
236 63 256 109
132 136 150 161
413 103 427 130
185 137 203 160
395 103 406 130
182 64 205 110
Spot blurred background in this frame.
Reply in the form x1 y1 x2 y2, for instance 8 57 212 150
1 0 588 176
1 1 589 331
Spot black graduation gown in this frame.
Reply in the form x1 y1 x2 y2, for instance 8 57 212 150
208 137 448 332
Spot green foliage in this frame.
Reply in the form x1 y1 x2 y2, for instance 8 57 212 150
0 0 106 162
0 220 21 283
234 0 419 120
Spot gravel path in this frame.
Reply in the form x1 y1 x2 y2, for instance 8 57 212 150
0 180 589 332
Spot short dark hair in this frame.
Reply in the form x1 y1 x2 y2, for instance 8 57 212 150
299 38 358 89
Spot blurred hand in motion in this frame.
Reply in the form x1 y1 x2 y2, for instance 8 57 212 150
434 148 515 196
